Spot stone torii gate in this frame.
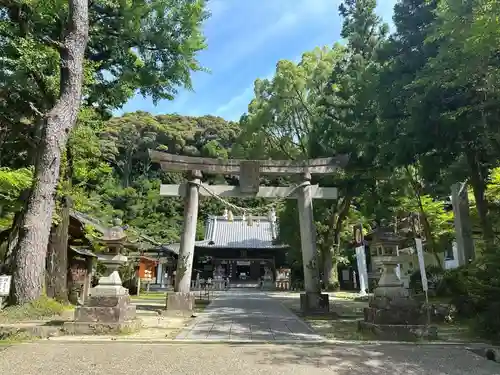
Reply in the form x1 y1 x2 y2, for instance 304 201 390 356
149 150 348 312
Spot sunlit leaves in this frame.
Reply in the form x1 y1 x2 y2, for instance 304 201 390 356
240 45 345 161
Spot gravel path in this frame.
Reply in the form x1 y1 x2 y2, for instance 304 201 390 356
0 342 498 375
176 290 323 341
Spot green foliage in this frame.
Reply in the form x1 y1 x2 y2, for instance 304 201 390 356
0 168 32 229
64 112 240 245
239 45 344 160
0 0 209 173
437 267 470 298
409 265 444 294
0 168 32 206
399 195 453 244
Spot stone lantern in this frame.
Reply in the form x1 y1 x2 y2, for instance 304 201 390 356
91 218 128 297
358 227 437 340
66 218 140 334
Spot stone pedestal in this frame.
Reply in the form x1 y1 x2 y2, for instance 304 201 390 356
358 260 437 341
262 280 275 290
164 292 195 317
300 292 329 313
65 253 140 335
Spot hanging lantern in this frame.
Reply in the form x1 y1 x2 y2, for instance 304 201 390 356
247 215 254 226
228 210 234 222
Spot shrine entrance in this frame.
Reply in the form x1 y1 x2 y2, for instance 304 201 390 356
214 258 274 282
149 151 348 312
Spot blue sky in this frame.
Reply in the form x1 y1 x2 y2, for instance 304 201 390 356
119 0 398 121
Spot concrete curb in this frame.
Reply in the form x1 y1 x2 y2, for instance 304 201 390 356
34 336 491 348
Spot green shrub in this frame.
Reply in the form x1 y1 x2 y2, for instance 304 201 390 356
474 301 500 340
409 265 444 294
464 254 500 340
436 266 469 297
324 281 340 292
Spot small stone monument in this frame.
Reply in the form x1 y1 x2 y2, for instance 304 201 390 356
0 274 12 309
358 257 437 341
261 266 274 290
65 219 140 334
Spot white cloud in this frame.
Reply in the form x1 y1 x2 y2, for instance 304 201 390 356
215 70 276 120
207 0 229 19
214 0 339 70
214 86 254 120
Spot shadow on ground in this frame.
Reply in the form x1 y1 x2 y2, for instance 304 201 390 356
237 342 499 374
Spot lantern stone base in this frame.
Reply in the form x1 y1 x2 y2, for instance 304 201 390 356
261 280 275 290
358 294 436 341
300 292 329 313
67 294 139 334
64 319 142 335
365 295 427 325
357 321 438 341
74 295 137 322
164 292 196 316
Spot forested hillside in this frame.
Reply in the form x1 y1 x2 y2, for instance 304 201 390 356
0 112 239 245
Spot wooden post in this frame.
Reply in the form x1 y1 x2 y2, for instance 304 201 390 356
175 170 202 293
82 257 93 304
451 183 475 265
297 172 320 295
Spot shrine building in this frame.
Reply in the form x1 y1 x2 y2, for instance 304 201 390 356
163 210 289 284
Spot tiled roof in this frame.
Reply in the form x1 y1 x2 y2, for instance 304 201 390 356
69 246 97 258
198 215 287 249
162 241 211 255
163 215 288 252
364 227 407 243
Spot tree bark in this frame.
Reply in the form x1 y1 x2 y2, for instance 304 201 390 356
404 166 442 268
322 250 340 291
46 196 71 303
2 189 31 273
11 0 89 305
322 194 353 290
466 150 495 252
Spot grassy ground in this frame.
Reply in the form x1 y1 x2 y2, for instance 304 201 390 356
0 296 72 324
277 292 480 342
0 292 210 343
132 292 166 300
0 331 37 344
0 296 74 343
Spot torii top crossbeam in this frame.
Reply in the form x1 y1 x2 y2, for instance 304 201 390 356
149 150 349 175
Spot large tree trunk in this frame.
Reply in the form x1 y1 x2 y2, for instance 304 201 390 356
46 196 71 303
322 249 340 291
46 144 74 302
2 189 31 273
11 0 89 305
322 194 353 290
466 150 495 252
404 166 443 268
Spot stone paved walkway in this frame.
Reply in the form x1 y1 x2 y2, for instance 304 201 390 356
176 290 323 341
